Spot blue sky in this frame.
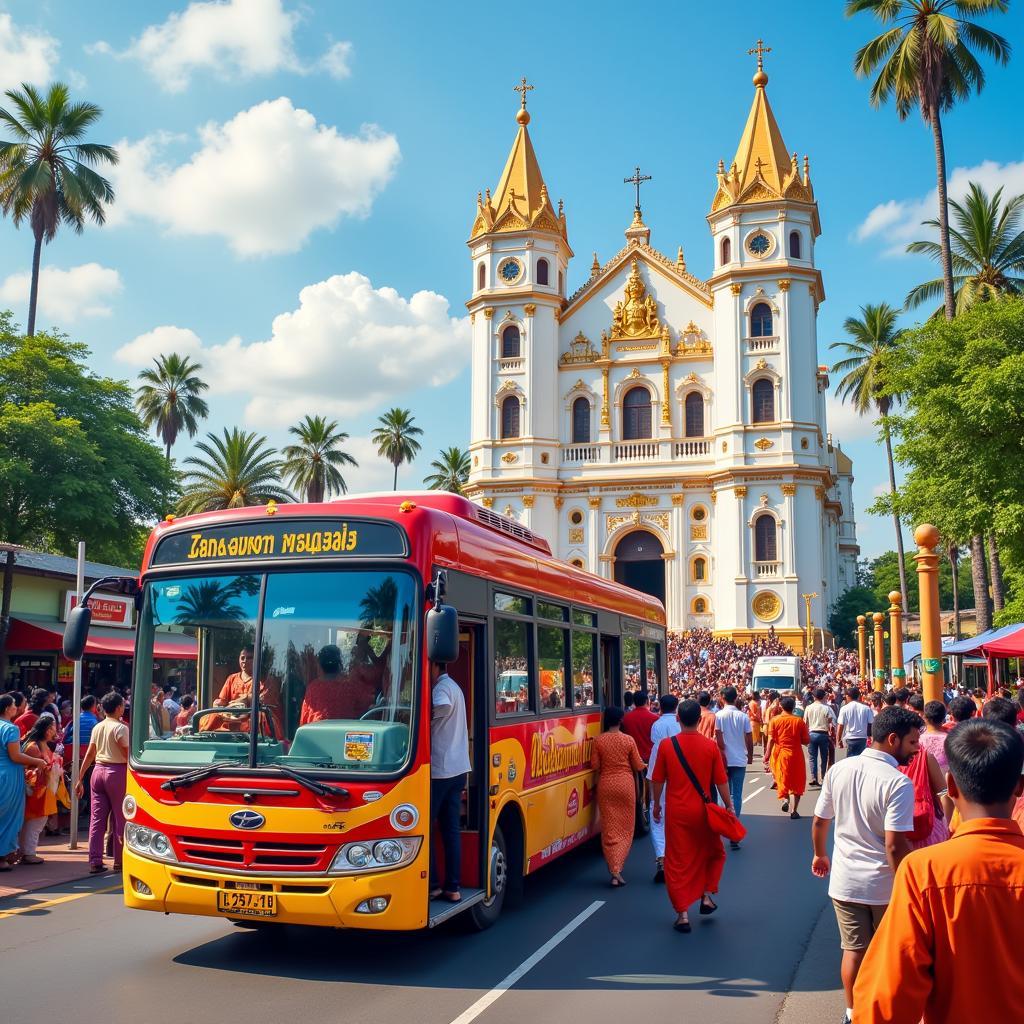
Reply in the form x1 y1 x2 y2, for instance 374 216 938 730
1 0 1022 561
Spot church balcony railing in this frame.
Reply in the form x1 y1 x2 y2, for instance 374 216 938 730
688 613 715 629
746 336 779 353
498 358 524 373
613 440 660 462
753 560 782 578
672 439 712 458
564 444 600 463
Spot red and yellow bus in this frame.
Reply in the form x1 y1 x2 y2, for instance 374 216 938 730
64 493 666 931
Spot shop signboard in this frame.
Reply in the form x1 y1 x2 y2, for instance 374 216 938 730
63 591 133 628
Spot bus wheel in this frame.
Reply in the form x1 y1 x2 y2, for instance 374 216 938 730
469 825 507 931
634 773 650 836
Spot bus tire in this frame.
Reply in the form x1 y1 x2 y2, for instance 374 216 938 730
634 772 650 836
469 825 508 931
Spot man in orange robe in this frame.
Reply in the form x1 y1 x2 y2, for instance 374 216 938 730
764 695 809 818
853 719 1024 1023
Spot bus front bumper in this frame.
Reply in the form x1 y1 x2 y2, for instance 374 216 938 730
121 849 429 930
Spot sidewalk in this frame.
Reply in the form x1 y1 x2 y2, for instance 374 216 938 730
0 831 99 900
776 900 846 1024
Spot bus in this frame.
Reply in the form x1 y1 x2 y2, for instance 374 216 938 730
751 656 802 694
64 492 666 931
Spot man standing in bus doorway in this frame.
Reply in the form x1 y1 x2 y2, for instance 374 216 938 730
647 693 681 882
429 660 471 903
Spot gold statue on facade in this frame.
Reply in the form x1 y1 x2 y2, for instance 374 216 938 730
610 259 661 339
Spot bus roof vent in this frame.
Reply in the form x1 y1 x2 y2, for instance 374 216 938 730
473 507 551 555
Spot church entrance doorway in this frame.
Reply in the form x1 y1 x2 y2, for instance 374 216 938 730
613 530 665 607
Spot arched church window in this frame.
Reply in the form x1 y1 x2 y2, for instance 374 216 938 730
537 258 550 286
750 302 774 337
572 397 591 443
622 386 652 441
692 556 707 582
752 378 775 423
693 597 707 614
500 396 521 439
721 237 731 265
477 263 486 290
754 514 778 563
501 325 521 359
684 392 704 438
789 231 801 259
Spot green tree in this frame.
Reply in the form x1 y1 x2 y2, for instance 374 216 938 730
135 353 210 461
177 428 294 515
906 183 1024 315
0 83 117 336
423 446 471 495
830 302 909 610
0 314 174 672
847 0 1011 322
371 408 423 491
828 585 878 649
280 415 358 503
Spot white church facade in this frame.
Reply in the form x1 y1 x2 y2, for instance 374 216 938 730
463 59 859 650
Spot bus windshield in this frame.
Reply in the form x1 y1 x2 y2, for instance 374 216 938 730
132 568 418 776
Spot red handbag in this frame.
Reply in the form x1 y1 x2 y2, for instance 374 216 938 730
670 736 747 844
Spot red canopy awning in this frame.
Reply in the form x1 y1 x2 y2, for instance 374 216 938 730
7 617 197 660
981 626 1024 659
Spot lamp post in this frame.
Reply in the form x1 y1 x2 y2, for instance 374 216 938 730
888 591 905 688
856 615 867 682
802 592 818 653
915 524 944 703
872 611 887 691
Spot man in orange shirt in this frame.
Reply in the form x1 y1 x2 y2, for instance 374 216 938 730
696 691 718 741
853 719 1024 1023
764 695 810 818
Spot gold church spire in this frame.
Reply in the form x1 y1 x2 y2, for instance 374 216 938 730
710 40 815 213
470 78 568 243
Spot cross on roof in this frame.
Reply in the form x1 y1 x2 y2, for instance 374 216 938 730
754 157 767 177
748 38 771 71
514 76 534 109
624 165 652 213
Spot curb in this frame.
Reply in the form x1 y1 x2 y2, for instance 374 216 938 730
775 897 847 1024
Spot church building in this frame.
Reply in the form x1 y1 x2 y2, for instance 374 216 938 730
463 53 859 649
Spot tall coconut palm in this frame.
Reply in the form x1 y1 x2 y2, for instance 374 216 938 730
847 1 1011 322
135 353 210 461
830 303 910 611
281 415 358 503
371 408 423 491
0 83 118 336
906 183 1024 314
178 428 294 515
424 447 471 495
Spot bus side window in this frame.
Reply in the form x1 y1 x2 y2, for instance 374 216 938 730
643 641 662 700
571 631 596 708
494 617 532 715
538 625 568 710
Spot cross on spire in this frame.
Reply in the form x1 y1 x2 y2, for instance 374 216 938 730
624 165 652 214
748 38 771 71
754 157 767 177
514 76 534 110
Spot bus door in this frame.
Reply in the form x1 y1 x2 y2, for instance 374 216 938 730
600 635 620 707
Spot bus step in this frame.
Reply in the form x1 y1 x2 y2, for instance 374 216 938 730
427 888 485 928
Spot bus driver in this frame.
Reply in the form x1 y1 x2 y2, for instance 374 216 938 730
208 646 283 737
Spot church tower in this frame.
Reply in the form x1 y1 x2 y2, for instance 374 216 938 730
466 81 573 535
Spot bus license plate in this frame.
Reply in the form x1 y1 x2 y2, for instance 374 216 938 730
217 890 277 917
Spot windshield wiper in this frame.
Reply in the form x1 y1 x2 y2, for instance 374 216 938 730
271 762 350 800
161 758 247 792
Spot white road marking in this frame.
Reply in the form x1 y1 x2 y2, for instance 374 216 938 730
447 900 605 1024
743 786 767 804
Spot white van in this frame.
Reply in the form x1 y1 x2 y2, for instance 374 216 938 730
751 656 801 694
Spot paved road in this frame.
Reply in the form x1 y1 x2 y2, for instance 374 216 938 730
0 770 842 1024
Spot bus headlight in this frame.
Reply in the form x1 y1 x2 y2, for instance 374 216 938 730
329 837 421 875
125 822 177 863
389 804 418 831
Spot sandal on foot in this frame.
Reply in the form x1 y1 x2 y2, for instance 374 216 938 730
20 855 44 865
699 897 718 916
790 811 801 820
673 919 692 933
781 800 789 812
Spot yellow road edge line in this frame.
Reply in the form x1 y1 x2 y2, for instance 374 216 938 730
0 883 122 920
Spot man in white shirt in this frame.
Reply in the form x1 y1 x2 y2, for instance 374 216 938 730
810 706 919 1024
715 685 753 849
646 693 681 883
837 686 874 757
804 687 838 786
430 661 471 903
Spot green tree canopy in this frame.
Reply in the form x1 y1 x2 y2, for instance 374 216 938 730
371 408 422 491
281 415 357 503
424 447 471 495
135 353 210 461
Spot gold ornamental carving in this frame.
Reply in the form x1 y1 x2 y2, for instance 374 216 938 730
671 494 684 507
501 452 518 464
610 260 661 339
627 366 642 379
554 496 564 510
754 437 774 451
522 495 534 509
646 512 670 531
755 357 768 370
759 493 770 506
498 379 518 393
710 492 718 505
568 527 584 544
470 312 476 324
690 524 708 541
606 514 635 533
730 283 742 296
781 484 796 497
661 363 671 424
778 279 791 292
524 303 537 316
588 497 602 509
752 591 783 623
483 307 495 320
616 492 658 509
601 367 610 427
561 331 599 365
675 323 713 357
815 486 826 500
734 486 748 499
482 497 494 508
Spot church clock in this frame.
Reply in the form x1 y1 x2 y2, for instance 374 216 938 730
745 230 775 259
497 257 524 284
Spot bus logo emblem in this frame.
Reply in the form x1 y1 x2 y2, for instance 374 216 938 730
230 810 265 830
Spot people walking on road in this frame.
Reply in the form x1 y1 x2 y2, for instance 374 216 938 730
836 687 874 757
804 688 836 787
427 661 471 903
715 685 753 848
765 696 810 818
621 688 658 766
696 691 717 741
592 706 645 887
810 707 919 1024
747 692 763 748
18 713 59 865
75 692 129 874
853 719 1024 1023
919 700 950 773
651 698 732 932
647 694 681 882
0 694 47 871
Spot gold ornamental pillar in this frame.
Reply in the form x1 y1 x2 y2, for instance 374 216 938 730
872 612 887 691
888 591 906 688
856 615 867 682
915 524 944 703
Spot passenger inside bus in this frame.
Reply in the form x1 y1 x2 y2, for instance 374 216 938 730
299 641 379 724
206 646 283 737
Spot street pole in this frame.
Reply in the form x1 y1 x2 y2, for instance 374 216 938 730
888 591 905 688
873 612 887 691
802 591 818 654
70 541 84 850
857 615 867 682
915 524 944 703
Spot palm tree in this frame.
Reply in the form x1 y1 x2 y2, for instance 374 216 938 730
847 1 1011 322
371 408 423 490
830 303 910 611
424 447 471 495
281 415 358 503
0 83 118 336
135 353 210 461
177 428 294 515
906 183 1024 314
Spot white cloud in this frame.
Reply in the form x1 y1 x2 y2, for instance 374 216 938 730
90 0 353 92
0 13 59 91
0 263 122 324
826 393 879 443
855 158 1024 256
107 98 399 256
116 272 470 426
116 325 203 365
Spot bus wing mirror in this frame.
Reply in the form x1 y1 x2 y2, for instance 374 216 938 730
63 606 92 661
426 604 459 664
